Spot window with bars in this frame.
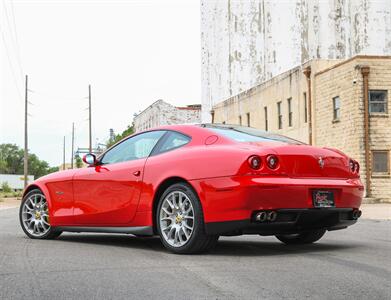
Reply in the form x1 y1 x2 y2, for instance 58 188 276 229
246 112 250 127
372 151 390 174
369 90 388 114
239 115 242 126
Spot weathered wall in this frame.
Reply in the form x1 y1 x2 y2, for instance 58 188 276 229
133 100 201 133
314 57 391 200
201 0 391 122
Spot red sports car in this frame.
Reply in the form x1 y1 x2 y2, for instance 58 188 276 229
20 124 363 254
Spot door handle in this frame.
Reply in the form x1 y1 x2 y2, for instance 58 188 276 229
133 170 141 177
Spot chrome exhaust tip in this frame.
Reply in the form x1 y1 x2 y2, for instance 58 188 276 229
255 211 268 222
352 209 362 220
267 211 277 222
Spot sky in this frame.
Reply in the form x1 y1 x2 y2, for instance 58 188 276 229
0 0 201 168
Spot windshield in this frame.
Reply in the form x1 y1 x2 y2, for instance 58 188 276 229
202 124 305 145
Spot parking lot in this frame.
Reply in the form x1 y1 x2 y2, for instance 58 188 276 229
0 207 390 299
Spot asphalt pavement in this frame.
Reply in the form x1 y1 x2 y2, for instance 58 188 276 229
0 208 390 299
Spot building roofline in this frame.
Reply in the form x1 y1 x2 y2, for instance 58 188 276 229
213 55 391 109
315 55 391 76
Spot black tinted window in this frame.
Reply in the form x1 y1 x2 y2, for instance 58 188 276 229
101 131 165 164
204 125 304 145
156 131 191 154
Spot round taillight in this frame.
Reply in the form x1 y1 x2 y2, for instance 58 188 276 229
266 155 279 169
248 155 262 170
349 159 355 172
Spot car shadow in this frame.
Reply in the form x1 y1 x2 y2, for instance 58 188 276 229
56 233 362 257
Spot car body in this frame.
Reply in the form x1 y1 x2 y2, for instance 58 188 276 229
20 124 363 253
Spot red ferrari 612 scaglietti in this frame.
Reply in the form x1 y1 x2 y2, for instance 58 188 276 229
20 124 363 254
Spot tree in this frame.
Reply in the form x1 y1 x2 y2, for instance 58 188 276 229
75 156 83 168
106 124 134 148
0 143 58 178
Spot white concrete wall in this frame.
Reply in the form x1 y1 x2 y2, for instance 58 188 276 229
134 100 201 133
201 0 391 122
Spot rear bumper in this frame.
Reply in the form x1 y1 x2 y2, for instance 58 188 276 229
205 208 359 236
191 176 364 223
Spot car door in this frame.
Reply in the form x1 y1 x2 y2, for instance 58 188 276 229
73 130 166 225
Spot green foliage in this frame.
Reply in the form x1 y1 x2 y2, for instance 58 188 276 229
106 124 134 148
0 143 58 179
1 182 12 193
75 156 83 168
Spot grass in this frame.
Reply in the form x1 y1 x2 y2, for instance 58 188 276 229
0 191 23 199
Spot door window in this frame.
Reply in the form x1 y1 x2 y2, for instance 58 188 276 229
101 131 165 164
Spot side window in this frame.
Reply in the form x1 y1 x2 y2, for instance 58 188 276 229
101 131 165 164
155 132 191 154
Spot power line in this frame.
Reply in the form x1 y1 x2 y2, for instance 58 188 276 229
3 0 23 79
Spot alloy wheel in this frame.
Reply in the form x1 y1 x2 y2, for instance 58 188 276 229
21 193 51 237
159 191 194 247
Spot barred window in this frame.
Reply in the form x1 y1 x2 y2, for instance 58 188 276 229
372 151 389 174
288 98 292 127
369 90 388 114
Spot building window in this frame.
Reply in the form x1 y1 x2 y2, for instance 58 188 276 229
264 106 268 131
333 96 341 121
372 151 390 174
211 110 215 123
246 112 250 127
303 92 307 123
287 98 292 127
277 101 282 129
369 90 388 114
239 115 242 126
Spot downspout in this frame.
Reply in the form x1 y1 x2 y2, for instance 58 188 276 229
303 66 312 145
361 66 371 197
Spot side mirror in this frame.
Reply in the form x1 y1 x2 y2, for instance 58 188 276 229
83 153 97 166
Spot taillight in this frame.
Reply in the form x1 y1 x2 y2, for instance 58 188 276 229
248 155 262 170
266 155 279 169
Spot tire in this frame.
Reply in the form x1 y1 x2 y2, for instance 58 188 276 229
275 229 326 245
156 183 218 254
19 189 62 239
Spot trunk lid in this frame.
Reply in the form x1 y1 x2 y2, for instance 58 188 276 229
244 142 352 179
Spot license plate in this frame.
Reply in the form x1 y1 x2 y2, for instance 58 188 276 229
312 190 335 208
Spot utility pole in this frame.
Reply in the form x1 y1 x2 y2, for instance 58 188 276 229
88 84 92 153
63 136 66 170
23 75 28 189
71 122 75 169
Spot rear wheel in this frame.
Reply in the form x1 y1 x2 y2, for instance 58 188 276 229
19 189 62 239
275 229 326 245
156 183 218 254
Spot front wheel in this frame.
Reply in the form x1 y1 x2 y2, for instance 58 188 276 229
156 183 218 254
275 229 326 245
19 189 62 239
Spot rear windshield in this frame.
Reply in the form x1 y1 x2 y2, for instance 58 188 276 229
203 124 305 145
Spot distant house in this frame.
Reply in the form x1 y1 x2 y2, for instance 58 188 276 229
133 99 201 133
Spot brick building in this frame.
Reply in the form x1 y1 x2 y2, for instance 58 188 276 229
212 56 391 202
133 100 201 133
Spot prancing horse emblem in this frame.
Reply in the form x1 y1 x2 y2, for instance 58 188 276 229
318 157 325 169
